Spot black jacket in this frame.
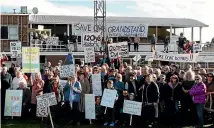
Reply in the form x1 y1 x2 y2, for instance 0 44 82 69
139 82 159 103
17 87 31 106
127 80 140 96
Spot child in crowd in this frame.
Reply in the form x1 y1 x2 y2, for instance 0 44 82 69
103 80 118 126
95 97 104 124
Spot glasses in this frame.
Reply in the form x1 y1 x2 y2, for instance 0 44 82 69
207 76 213 78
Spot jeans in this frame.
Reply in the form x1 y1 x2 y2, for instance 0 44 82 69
174 100 179 113
195 103 204 127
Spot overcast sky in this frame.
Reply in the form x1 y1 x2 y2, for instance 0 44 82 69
1 0 213 42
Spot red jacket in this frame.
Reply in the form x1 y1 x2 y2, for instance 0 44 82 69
0 56 8 67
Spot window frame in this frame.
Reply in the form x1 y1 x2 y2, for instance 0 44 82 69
0 25 19 40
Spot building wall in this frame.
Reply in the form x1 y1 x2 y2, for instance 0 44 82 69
1 14 29 52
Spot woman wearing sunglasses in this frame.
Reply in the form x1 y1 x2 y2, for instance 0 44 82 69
188 75 207 128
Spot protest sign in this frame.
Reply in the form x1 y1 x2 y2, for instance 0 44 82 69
85 94 96 119
36 95 49 117
60 64 75 78
193 43 202 52
59 80 67 87
133 54 141 62
46 37 59 45
196 56 214 62
72 22 148 37
108 42 129 59
22 47 40 73
107 23 148 37
84 47 95 63
92 73 102 96
101 89 117 108
4 90 23 117
123 100 142 116
44 93 57 106
10 41 22 58
145 55 154 62
153 52 198 63
82 32 102 47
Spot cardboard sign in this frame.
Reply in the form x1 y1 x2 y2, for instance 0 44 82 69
46 37 59 45
10 41 22 58
82 32 102 47
4 90 23 117
108 42 129 59
36 95 49 117
101 89 117 108
60 64 75 78
193 43 202 52
92 73 102 96
123 100 142 116
84 47 95 63
153 52 198 63
85 94 96 119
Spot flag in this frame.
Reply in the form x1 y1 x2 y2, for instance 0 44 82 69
66 53 73 64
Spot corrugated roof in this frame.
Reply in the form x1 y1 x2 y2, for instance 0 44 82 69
29 15 208 27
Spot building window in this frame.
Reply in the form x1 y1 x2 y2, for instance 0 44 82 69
1 26 8 39
0 25 19 40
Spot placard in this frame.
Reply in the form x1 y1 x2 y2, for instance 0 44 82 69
123 100 142 116
84 47 95 63
92 73 102 96
85 94 96 119
101 89 117 108
72 22 148 37
10 41 22 58
44 93 57 106
4 90 23 116
82 32 101 47
36 95 49 117
145 55 154 62
133 55 141 62
193 43 202 52
60 64 75 78
22 47 40 73
46 37 59 45
108 42 129 59
153 52 198 63
59 80 67 87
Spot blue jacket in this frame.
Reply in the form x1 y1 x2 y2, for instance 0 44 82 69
63 81 82 103
114 81 124 99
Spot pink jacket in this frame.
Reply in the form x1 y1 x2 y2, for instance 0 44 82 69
31 79 44 104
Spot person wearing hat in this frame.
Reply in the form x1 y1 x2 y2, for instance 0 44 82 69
205 72 214 123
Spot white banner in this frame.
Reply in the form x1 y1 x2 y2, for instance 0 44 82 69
72 22 148 37
196 56 214 62
101 89 117 108
85 94 96 119
60 64 75 78
10 41 22 58
92 73 102 96
84 47 95 63
108 42 129 59
153 52 198 63
123 100 142 116
46 37 59 45
81 32 101 47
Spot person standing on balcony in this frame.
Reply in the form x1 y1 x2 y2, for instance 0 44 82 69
164 36 170 53
134 34 140 52
151 34 157 52
71 33 78 52
128 37 132 52
178 33 186 54
63 32 69 51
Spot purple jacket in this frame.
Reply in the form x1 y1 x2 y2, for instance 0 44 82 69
189 82 207 104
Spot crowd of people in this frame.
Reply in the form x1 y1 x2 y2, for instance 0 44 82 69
1 56 214 127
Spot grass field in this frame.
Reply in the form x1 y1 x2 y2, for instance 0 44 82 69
1 118 214 128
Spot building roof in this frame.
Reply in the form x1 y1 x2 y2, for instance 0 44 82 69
29 15 208 27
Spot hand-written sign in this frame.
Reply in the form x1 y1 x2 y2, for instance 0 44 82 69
107 24 148 37
123 100 142 116
36 95 49 117
153 52 198 63
85 94 96 119
101 89 117 108
84 47 95 63
46 37 59 45
10 41 22 58
82 32 102 47
108 42 129 59
22 47 40 73
193 43 202 52
44 92 57 106
60 64 75 78
4 90 23 117
92 73 102 96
